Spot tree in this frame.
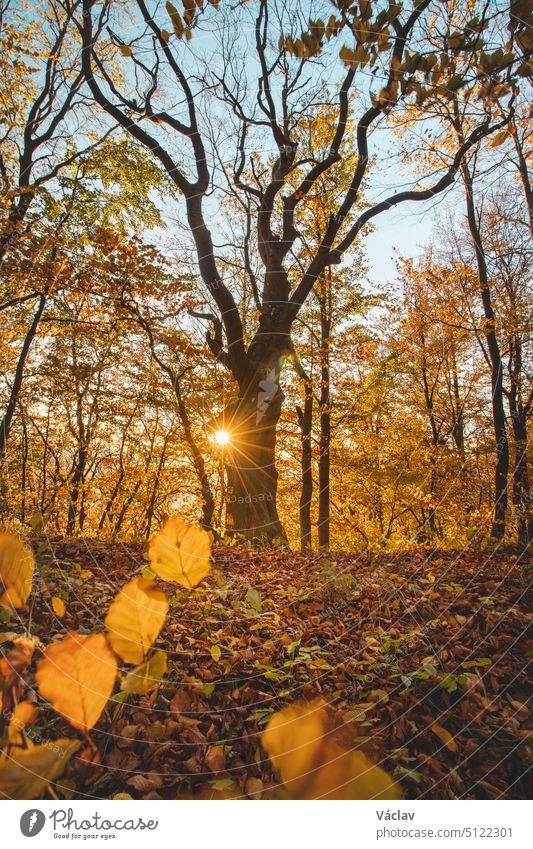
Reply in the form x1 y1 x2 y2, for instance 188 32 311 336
77 0 527 543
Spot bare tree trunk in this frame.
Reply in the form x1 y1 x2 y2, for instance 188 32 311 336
295 364 313 550
144 432 170 539
0 291 47 457
172 377 215 533
318 286 331 550
507 339 533 547
461 161 509 540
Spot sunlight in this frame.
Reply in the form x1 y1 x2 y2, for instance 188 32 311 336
214 429 231 446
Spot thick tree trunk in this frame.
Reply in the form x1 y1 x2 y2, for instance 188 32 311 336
222 370 286 545
461 161 509 540
296 371 313 550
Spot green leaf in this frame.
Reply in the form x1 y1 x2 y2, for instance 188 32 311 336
461 657 492 669
120 650 168 694
245 588 262 613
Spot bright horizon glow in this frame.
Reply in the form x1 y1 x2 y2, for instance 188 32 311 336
214 430 230 446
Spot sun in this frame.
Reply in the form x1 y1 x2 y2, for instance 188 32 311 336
214 429 231 446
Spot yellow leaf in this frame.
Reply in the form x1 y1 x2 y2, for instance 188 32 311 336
120 650 167 694
427 572 436 584
51 596 66 617
8 701 37 744
0 739 80 799
211 643 221 662
36 633 117 733
262 700 401 800
0 532 35 609
490 128 511 148
148 516 211 588
432 723 458 752
105 577 168 664
79 570 92 580
113 793 133 799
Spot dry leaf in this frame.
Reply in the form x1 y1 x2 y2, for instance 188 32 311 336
148 516 211 587
36 633 117 733
105 578 168 664
431 723 459 752
205 744 225 773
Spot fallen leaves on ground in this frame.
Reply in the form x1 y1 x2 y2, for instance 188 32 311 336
8 539 532 800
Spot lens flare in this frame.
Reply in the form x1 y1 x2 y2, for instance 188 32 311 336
214 430 230 445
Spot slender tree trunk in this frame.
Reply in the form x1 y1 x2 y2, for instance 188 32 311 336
296 368 313 550
144 433 170 540
66 445 87 536
0 291 47 457
507 339 532 547
20 413 28 523
127 307 217 533
171 377 215 533
509 405 532 548
461 161 509 540
318 287 331 550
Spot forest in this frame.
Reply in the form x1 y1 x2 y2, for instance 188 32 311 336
0 0 531 803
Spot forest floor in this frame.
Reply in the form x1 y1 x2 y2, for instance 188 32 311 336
14 539 533 800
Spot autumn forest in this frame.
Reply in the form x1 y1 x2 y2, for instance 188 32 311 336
0 0 531 805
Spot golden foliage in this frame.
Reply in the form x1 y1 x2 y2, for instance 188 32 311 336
0 739 80 800
262 700 401 800
0 532 35 609
148 516 211 587
105 577 168 663
36 633 117 733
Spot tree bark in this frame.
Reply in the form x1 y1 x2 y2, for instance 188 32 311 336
318 286 331 550
507 339 532 547
461 161 509 540
222 363 286 544
0 291 47 457
295 366 313 550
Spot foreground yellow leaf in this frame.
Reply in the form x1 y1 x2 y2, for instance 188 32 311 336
51 596 66 617
105 577 168 664
148 516 211 587
120 650 167 694
0 739 80 799
262 700 401 800
0 532 35 609
36 633 117 733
